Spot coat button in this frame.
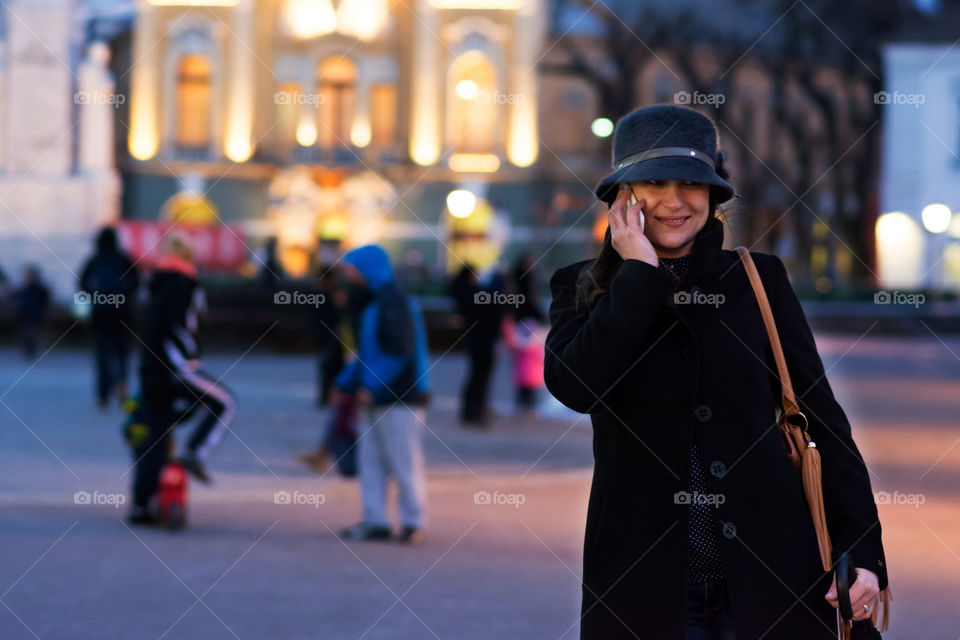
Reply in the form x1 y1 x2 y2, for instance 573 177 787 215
709 460 726 478
722 522 737 539
694 404 712 422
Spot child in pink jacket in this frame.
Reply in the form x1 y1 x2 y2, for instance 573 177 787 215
501 314 547 415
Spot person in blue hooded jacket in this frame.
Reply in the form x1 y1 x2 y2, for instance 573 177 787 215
332 244 431 545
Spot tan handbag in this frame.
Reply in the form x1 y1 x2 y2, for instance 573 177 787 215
735 247 891 634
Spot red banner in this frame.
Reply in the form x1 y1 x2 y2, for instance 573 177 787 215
116 221 249 271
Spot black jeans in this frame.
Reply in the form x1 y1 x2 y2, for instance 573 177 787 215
94 327 129 403
460 340 495 422
686 579 736 640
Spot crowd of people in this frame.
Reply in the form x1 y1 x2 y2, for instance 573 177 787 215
4 227 548 544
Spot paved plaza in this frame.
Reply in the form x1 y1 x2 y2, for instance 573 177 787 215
0 332 958 638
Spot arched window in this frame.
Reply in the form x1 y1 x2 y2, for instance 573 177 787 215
317 56 356 147
371 85 397 147
175 55 213 149
447 51 497 154
276 81 303 146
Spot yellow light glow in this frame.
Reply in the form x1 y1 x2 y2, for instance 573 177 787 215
921 203 951 233
428 0 521 7
876 212 924 289
283 0 337 39
455 79 478 100
296 120 317 146
128 13 159 161
446 190 477 218
350 119 372 148
508 99 538 167
449 153 500 173
225 136 253 162
337 0 388 41
411 141 440 166
129 129 158 161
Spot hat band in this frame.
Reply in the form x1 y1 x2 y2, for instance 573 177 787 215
615 146 715 171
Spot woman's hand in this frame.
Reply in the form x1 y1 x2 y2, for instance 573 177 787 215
609 187 658 267
824 567 880 622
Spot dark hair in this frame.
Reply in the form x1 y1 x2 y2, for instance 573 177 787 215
574 189 728 315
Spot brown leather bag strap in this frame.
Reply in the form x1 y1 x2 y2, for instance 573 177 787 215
735 247 801 418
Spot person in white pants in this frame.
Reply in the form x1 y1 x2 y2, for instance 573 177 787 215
333 244 431 545
356 403 426 538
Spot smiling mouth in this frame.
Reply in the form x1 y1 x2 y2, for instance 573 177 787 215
656 216 690 226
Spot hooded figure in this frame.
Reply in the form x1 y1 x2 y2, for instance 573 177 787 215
333 244 431 545
332 244 430 407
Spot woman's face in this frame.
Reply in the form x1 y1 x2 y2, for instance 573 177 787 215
626 179 711 258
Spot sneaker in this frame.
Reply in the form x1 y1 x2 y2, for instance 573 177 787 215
340 522 391 541
179 454 212 484
398 526 425 546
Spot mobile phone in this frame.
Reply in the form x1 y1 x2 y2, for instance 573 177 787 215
626 192 645 233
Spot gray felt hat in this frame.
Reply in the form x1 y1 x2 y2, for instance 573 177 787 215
595 105 736 207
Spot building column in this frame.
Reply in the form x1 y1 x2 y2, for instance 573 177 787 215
128 0 159 160
507 0 544 167
409 0 441 166
224 0 255 162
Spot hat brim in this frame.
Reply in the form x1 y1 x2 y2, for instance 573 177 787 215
595 156 735 207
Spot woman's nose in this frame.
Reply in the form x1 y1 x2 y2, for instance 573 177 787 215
662 183 683 208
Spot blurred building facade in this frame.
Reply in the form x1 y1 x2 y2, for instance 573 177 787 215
122 0 596 279
880 40 960 291
0 0 125 298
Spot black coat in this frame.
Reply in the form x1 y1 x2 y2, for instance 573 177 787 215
544 223 888 639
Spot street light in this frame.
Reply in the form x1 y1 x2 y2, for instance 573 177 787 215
590 117 614 138
446 189 476 218
921 203 951 233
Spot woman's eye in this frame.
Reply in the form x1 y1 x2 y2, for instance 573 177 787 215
644 180 662 186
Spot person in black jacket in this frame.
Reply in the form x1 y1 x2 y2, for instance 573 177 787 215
79 227 140 408
449 264 504 428
131 234 236 518
544 105 888 639
15 265 50 359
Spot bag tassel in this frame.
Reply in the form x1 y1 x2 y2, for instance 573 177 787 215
801 441 832 571
875 586 892 631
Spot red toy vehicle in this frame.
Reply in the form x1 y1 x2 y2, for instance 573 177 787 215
158 461 189 530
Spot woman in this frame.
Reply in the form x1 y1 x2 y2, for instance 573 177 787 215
544 105 888 639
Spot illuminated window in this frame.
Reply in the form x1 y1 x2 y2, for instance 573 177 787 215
317 56 356 148
175 55 213 148
371 84 397 147
447 51 497 154
276 81 302 146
